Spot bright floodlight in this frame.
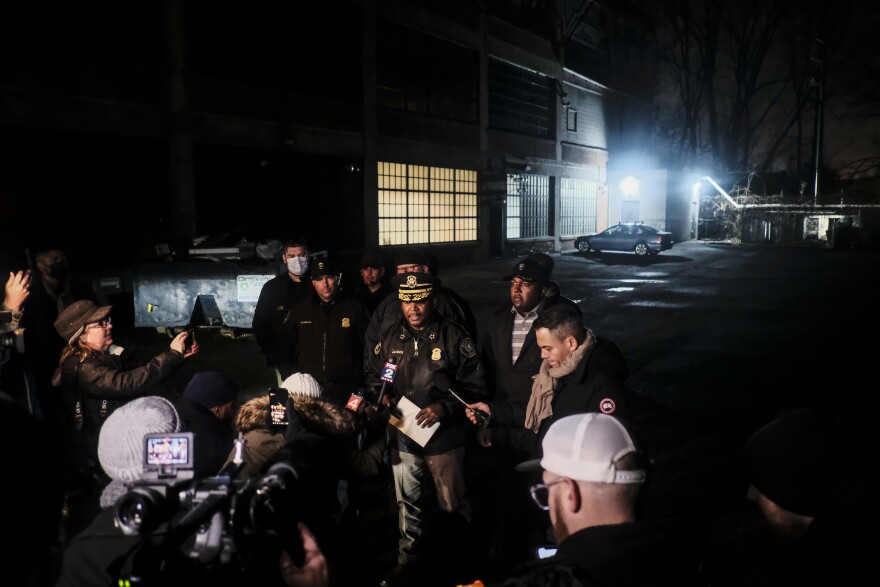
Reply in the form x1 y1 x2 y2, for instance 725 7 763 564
620 175 639 198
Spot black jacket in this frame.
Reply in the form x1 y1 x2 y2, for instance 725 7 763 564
481 296 573 455
174 397 237 479
251 272 310 369
353 280 394 316
362 283 471 368
536 337 630 442
492 519 709 587
366 315 487 455
281 292 370 403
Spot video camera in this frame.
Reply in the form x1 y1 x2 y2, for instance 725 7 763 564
112 432 304 585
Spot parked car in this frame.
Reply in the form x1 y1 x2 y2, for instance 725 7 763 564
574 223 674 256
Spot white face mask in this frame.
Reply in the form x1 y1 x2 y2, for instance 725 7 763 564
286 257 309 276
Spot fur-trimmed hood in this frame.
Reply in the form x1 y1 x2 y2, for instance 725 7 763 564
233 392 359 437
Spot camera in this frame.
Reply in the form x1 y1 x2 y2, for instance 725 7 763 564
113 433 304 585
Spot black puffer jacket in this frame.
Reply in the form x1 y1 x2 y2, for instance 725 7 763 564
536 336 631 442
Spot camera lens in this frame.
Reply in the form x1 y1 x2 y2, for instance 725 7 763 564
115 487 165 536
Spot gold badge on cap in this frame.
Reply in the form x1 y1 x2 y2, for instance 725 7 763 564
517 262 525 271
431 348 442 361
398 273 434 302
341 317 350 328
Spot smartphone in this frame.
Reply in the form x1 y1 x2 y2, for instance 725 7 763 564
269 389 289 428
184 328 195 351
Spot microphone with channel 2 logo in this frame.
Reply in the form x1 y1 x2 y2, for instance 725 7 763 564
346 356 398 415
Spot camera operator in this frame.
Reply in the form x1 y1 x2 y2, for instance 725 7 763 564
220 374 388 583
57 395 330 587
57 396 184 586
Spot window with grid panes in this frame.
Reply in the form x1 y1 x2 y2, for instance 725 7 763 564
377 162 478 246
376 20 479 124
506 174 549 239
560 177 597 236
488 58 554 138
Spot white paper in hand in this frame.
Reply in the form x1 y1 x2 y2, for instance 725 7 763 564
389 396 440 447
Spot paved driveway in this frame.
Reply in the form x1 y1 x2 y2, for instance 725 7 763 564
117 240 878 584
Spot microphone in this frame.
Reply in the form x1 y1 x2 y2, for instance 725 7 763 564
447 388 490 427
375 356 398 405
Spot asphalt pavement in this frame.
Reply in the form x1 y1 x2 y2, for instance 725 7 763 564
111 240 878 586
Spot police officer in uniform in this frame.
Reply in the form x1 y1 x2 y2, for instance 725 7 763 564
252 238 312 385
366 272 487 584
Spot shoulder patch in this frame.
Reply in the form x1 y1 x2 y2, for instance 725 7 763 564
373 342 382 356
599 398 616 414
460 337 477 358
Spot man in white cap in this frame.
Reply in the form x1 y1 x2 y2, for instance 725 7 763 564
497 413 707 586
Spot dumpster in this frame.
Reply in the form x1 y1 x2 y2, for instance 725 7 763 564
124 236 283 336
132 261 279 333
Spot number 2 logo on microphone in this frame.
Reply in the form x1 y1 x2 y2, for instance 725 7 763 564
380 363 398 383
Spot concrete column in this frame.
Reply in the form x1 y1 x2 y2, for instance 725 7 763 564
165 0 197 239
362 0 379 248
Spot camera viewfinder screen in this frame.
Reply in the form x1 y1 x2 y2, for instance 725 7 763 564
146 435 190 466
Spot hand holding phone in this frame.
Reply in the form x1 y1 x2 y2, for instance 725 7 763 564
269 389 290 428
184 328 195 350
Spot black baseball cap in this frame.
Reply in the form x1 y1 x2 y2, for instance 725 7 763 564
503 258 549 283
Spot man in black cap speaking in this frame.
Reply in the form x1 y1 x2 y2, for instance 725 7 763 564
366 271 486 584
362 248 471 371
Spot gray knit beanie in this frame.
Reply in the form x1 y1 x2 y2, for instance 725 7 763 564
98 396 182 483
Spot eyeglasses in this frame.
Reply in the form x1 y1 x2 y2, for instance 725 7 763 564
86 318 112 330
529 478 567 510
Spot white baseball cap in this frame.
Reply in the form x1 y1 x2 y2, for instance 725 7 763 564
517 413 646 484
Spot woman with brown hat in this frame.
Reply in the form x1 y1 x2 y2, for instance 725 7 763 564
52 299 199 541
